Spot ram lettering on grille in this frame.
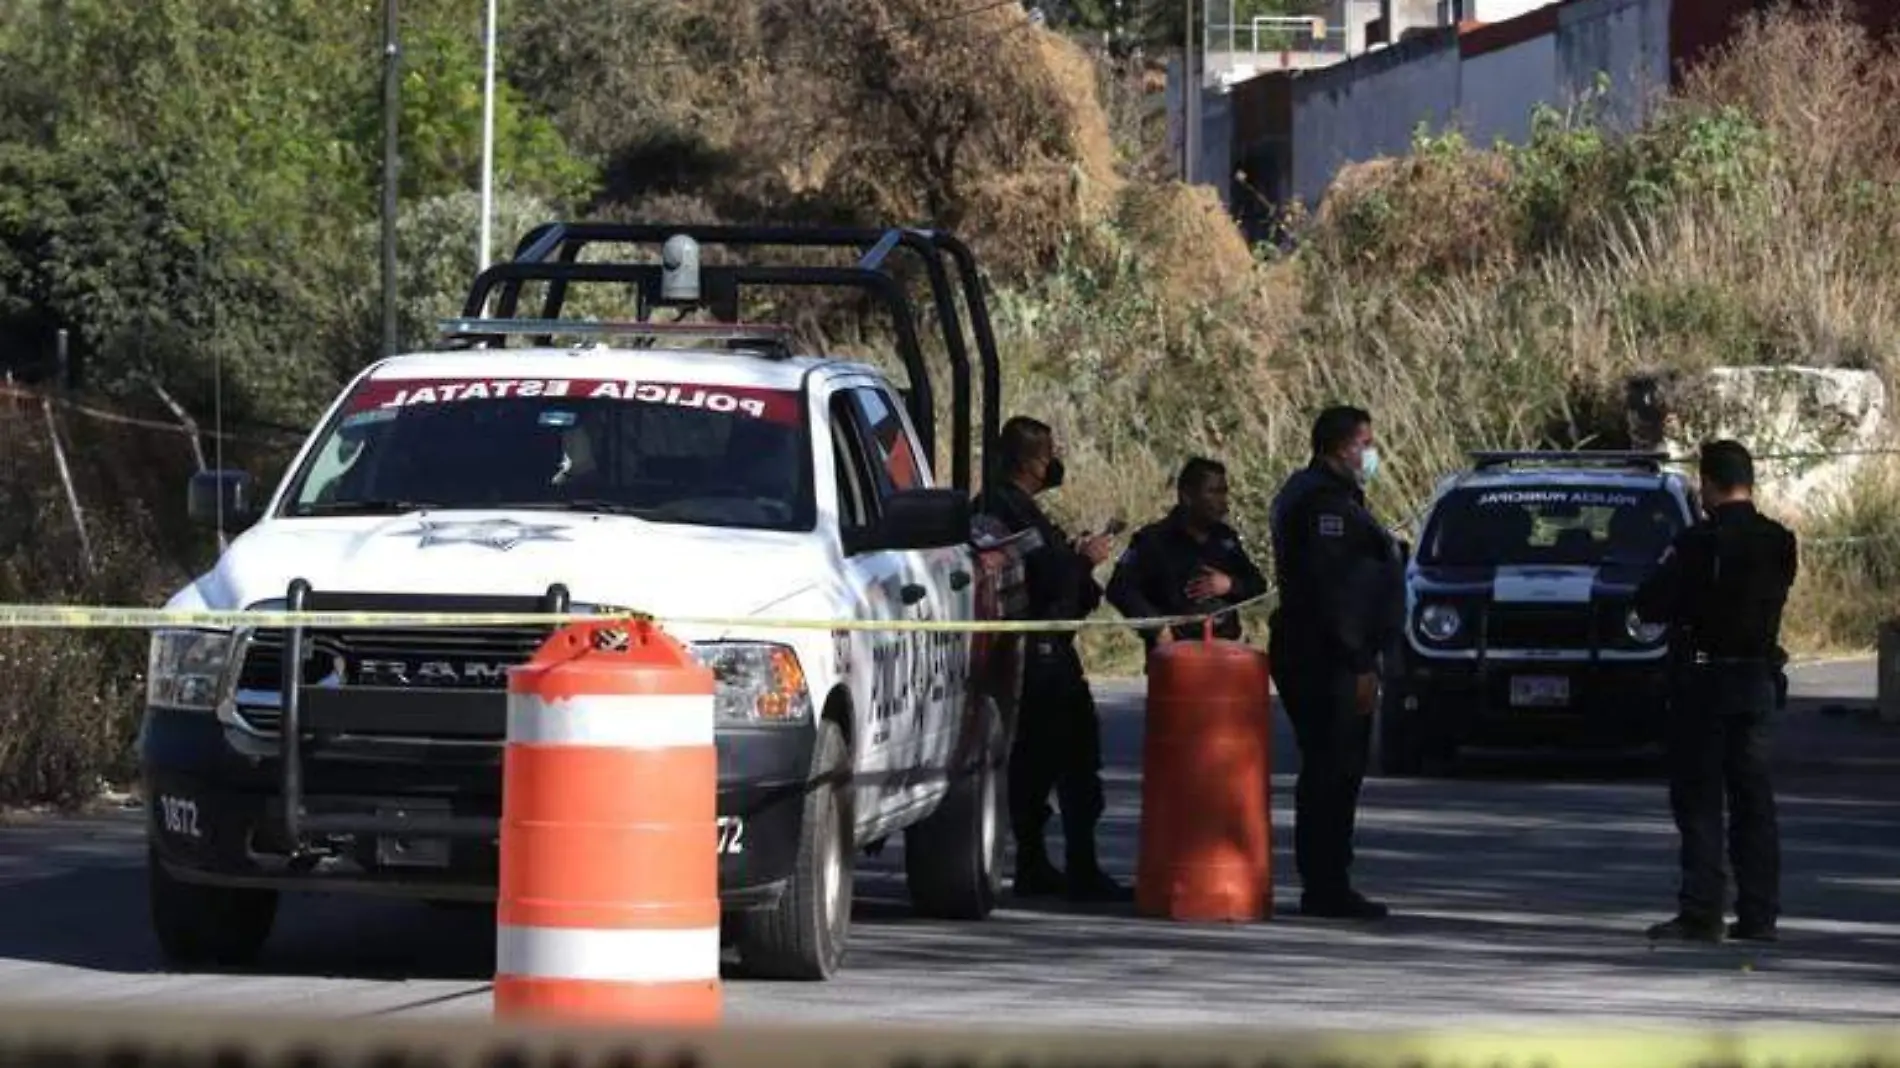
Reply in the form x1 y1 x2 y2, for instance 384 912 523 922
353 658 513 687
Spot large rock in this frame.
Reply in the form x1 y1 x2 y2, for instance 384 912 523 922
1626 365 1889 516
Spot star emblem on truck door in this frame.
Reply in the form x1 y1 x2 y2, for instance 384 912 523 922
396 518 572 551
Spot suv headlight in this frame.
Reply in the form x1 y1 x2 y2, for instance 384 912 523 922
1625 608 1667 645
688 642 813 725
147 629 235 712
1416 602 1463 642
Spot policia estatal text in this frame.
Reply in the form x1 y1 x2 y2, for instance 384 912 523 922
1634 439 1797 943
1266 406 1403 920
980 416 1130 903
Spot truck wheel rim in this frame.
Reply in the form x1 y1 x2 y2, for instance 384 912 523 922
822 794 846 934
980 762 998 873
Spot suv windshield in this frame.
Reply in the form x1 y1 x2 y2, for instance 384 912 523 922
1420 484 1683 567
281 374 813 531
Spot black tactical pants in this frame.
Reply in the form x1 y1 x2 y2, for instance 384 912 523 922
1269 645 1371 902
1008 637 1106 872
1667 661 1781 928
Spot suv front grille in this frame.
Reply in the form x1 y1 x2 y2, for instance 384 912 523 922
1482 605 1597 650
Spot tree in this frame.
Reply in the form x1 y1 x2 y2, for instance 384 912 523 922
0 0 598 423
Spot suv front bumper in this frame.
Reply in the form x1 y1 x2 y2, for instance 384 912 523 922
140 705 815 911
1394 654 1669 750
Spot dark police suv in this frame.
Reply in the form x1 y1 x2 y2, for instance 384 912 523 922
1376 451 1699 775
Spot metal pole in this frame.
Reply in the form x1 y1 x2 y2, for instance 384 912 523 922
1184 0 1195 184
479 0 496 274
381 0 401 358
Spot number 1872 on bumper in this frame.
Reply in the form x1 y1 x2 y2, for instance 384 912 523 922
716 816 745 855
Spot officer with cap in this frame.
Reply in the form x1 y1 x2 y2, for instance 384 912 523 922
1107 456 1269 656
980 415 1129 902
1265 405 1404 920
1634 439 1798 943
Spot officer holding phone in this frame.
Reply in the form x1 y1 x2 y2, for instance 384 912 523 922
1108 456 1268 657
980 415 1129 903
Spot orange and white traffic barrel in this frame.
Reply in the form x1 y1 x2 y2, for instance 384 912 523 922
495 619 721 1024
1136 633 1273 922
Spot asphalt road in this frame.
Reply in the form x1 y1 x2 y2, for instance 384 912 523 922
2 659 1897 1030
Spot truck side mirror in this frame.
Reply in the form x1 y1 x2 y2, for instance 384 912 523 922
188 469 259 531
856 488 968 553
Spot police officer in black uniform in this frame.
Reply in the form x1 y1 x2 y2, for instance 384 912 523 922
1634 439 1798 943
1266 405 1404 920
1107 456 1269 655
981 415 1129 902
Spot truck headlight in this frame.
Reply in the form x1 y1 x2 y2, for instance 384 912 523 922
147 629 234 712
688 642 813 725
1416 603 1463 642
1625 608 1667 645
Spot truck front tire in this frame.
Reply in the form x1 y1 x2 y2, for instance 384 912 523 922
903 742 1004 920
148 847 277 969
732 719 853 980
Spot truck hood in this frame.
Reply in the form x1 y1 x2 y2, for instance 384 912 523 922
175 510 825 626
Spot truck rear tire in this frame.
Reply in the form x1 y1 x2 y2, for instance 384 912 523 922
902 746 1004 920
732 719 853 980
148 847 277 969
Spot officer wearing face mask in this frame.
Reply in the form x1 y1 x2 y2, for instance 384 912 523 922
980 415 1127 903
1266 405 1405 920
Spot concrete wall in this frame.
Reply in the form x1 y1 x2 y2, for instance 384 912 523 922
1224 0 1900 221
1555 0 1671 134
1456 33 1556 145
1168 55 1245 208
1290 29 1462 211
1200 89 1236 205
1280 0 1667 209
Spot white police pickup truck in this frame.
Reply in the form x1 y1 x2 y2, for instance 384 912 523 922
139 224 1032 981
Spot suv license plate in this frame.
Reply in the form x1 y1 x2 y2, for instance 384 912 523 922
1510 675 1569 707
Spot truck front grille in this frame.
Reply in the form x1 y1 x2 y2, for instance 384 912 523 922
232 624 555 734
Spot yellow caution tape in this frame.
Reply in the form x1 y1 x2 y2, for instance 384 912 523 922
0 592 1275 634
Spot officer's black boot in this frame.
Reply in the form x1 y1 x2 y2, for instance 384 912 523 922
1646 913 1724 942
1064 839 1132 904
1300 888 1389 920
1011 840 1065 897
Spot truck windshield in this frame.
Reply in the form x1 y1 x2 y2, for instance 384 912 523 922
1419 485 1683 568
281 374 813 531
